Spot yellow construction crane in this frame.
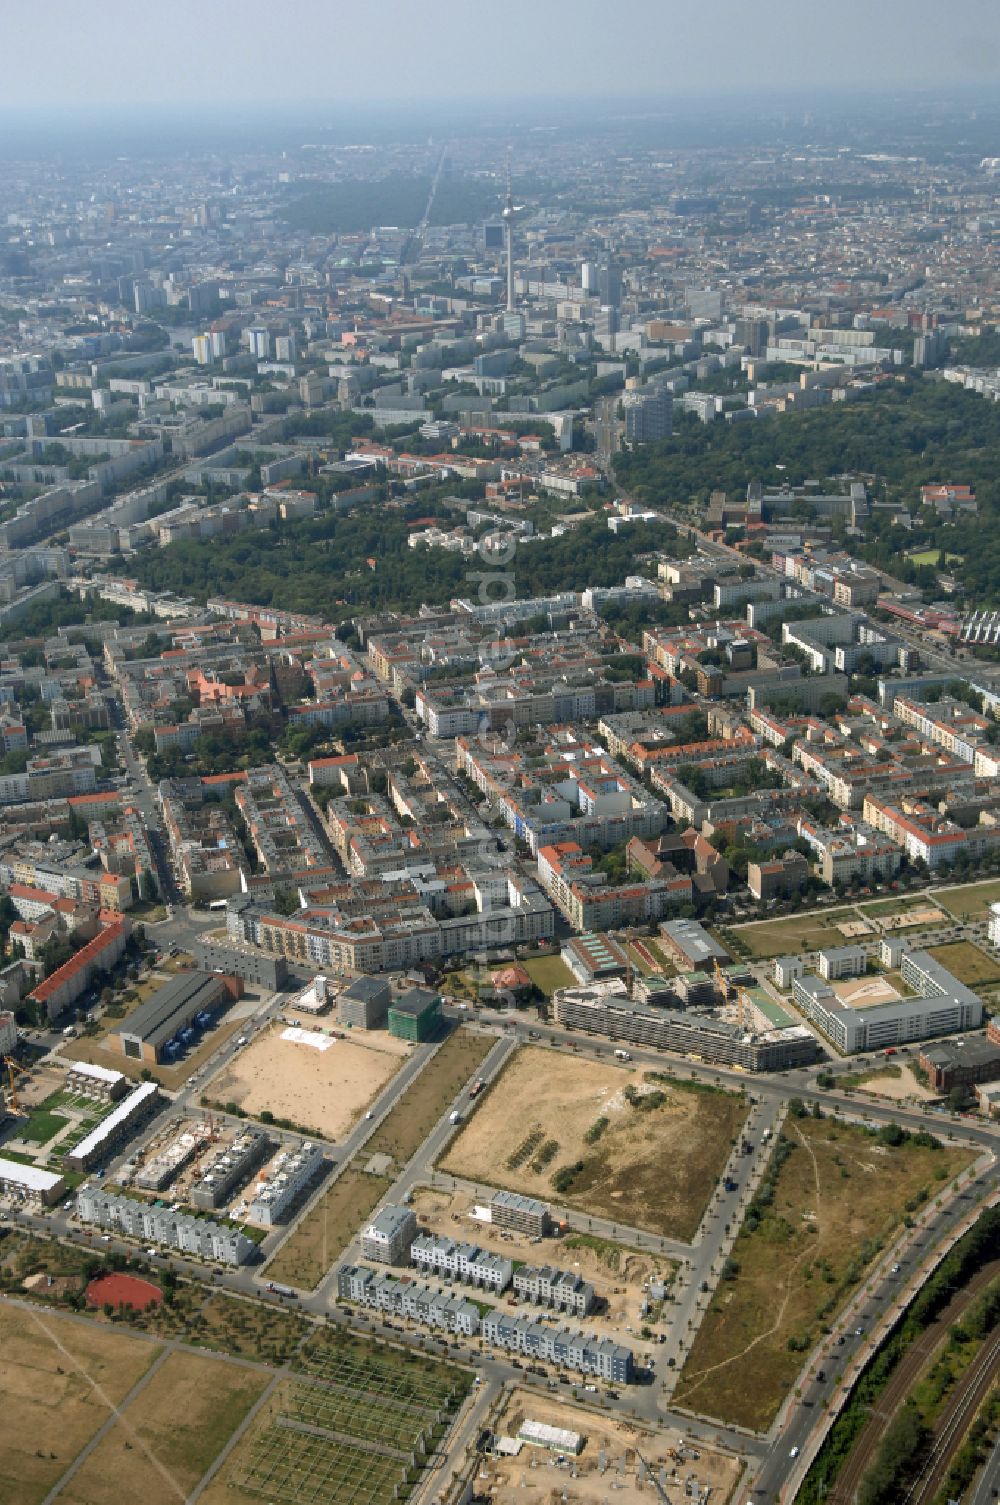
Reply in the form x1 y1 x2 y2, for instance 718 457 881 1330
713 957 729 1001
3 1056 31 1116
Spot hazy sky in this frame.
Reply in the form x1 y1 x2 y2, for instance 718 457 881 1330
5 0 1000 111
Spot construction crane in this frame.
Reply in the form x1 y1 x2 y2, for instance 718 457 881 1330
3 1056 31 1116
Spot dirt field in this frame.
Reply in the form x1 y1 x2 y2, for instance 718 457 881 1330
673 1116 974 1431
409 1185 677 1359
206 1024 408 1140
928 941 1000 988
480 1388 742 1505
0 1303 161 1505
440 1047 747 1242
839 1063 937 1102
264 1166 392 1291
57 1350 268 1505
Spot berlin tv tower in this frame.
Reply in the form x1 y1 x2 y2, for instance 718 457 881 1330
502 152 524 313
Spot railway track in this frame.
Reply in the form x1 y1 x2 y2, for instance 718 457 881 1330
904 1326 1000 1505
827 1260 1000 1505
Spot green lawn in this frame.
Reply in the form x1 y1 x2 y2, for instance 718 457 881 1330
522 954 575 996
936 879 1000 921
725 910 861 961
20 1108 69 1144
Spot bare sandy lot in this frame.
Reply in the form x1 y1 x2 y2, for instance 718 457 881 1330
846 1063 937 1102
439 1047 747 1242
832 975 902 1008
479 1388 742 1505
207 1024 408 1141
410 1185 677 1359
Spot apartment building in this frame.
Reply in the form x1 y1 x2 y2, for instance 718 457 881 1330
247 1140 325 1226
491 1190 550 1238
794 950 982 1053
537 841 690 931
361 1204 418 1265
78 1184 254 1264
337 1263 482 1337
513 1264 595 1316
410 1234 513 1293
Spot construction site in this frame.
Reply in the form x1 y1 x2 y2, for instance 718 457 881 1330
117 1113 326 1228
549 951 820 1073
475 1388 741 1505
408 1183 678 1365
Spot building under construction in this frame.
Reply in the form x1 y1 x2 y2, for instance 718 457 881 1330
552 977 819 1071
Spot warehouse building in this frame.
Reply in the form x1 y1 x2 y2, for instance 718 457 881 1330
191 1126 271 1210
111 969 242 1064
190 938 288 990
0 1157 66 1207
919 1037 1000 1093
387 987 442 1042
410 1234 513 1293
491 1190 550 1238
64 1061 128 1104
361 1203 418 1264
64 1081 160 1171
247 1140 325 1226
77 1183 254 1264
339 975 391 1030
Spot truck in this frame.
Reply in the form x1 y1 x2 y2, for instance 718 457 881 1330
469 1078 485 1099
614 1048 631 1061
266 1282 298 1299
62 1025 77 1038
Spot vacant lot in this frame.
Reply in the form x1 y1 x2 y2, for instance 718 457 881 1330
0 1303 160 1505
364 1026 496 1171
440 1048 746 1242
936 878 1000 920
673 1116 974 1431
207 1025 407 1140
265 1167 392 1291
57 1350 268 1505
725 910 858 961
521 954 576 996
928 940 1000 988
